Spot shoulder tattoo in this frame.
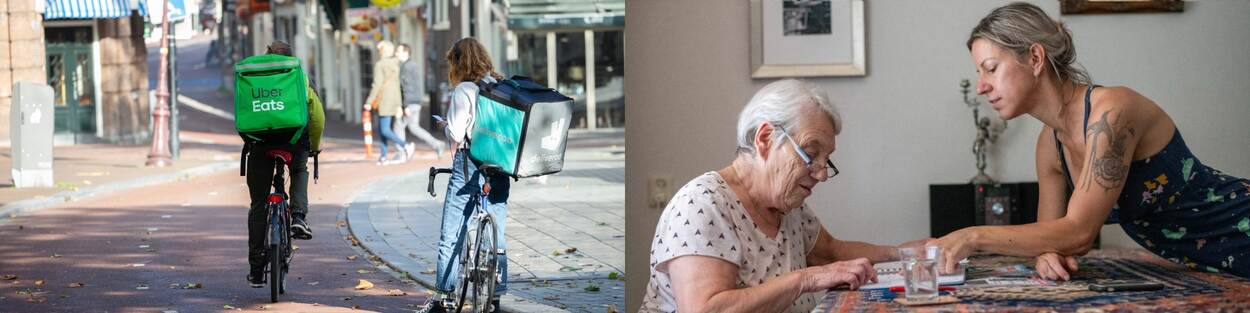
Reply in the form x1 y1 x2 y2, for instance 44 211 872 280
1082 110 1135 192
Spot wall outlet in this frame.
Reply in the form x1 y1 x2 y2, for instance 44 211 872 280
649 175 674 209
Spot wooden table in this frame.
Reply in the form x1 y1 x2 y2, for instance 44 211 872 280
811 249 1250 312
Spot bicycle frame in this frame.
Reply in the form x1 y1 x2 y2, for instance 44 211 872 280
266 156 294 303
429 165 502 313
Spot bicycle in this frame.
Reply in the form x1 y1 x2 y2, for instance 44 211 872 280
428 164 502 313
250 148 319 303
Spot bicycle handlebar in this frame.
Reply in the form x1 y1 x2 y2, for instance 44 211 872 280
428 167 453 197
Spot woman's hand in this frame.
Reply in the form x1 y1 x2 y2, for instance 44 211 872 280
1035 252 1079 281
894 238 933 260
929 229 979 275
800 257 876 292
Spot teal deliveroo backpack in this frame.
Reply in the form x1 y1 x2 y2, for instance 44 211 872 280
469 75 574 178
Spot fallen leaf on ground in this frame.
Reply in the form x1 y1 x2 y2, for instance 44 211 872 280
387 289 406 296
136 284 150 290
50 254 62 258
258 305 271 310
183 283 203 289
608 304 619 313
420 269 435 275
565 247 578 254
543 295 561 301
67 282 84 288
354 279 374 290
584 284 600 292
2 275 16 280
608 272 620 279
307 281 319 286
223 305 236 309
347 255 359 261
356 269 373 274
34 280 45 287
352 305 361 309
559 266 581 272
337 220 348 227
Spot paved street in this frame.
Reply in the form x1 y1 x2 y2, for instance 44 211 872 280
1 34 625 312
347 147 625 313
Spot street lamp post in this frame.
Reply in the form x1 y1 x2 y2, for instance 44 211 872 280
146 0 174 167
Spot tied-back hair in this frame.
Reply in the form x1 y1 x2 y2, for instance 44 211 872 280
446 37 502 83
266 40 293 56
968 2 1091 86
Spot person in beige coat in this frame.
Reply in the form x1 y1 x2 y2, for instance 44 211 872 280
364 41 413 164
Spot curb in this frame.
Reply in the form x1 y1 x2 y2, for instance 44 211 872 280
344 172 571 313
0 161 236 221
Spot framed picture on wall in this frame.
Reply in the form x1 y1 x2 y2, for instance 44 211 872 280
750 0 865 78
1060 0 1184 14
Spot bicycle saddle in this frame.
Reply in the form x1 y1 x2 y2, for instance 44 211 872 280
266 149 293 164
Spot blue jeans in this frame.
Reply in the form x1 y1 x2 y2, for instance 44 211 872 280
436 149 510 294
376 116 407 159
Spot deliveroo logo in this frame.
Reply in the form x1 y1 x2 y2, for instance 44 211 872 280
251 88 286 112
541 118 566 151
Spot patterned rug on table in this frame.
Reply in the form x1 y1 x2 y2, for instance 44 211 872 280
811 254 1250 312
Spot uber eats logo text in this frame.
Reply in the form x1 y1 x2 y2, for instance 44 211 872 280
251 88 286 112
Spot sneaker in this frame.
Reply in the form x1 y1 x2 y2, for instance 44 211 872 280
291 215 313 240
489 298 501 313
415 297 448 313
405 143 417 160
247 270 265 288
377 155 387 166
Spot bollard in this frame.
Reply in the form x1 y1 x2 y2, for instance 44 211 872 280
362 109 374 159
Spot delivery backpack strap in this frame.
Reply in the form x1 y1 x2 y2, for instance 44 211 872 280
239 142 251 177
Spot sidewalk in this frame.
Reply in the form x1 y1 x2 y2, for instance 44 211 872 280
346 145 625 313
0 131 243 217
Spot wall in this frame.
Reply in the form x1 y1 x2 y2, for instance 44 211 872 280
0 0 48 144
624 1 1250 311
97 15 151 144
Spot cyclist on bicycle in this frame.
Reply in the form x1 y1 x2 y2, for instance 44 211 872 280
420 37 510 313
244 41 325 288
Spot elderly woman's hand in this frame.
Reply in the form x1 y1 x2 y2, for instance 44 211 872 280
800 257 876 292
1035 252 1079 281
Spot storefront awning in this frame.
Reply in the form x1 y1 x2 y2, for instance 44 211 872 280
507 0 624 31
43 0 148 20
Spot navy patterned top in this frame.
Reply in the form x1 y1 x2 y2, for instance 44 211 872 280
1056 85 1250 277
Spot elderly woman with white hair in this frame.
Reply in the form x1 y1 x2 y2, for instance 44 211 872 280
640 79 929 313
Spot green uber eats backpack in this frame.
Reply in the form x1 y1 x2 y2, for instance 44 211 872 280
234 54 309 147
469 75 574 178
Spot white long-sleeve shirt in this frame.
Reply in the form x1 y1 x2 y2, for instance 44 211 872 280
445 77 497 147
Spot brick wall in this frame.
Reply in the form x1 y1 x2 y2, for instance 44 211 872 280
0 0 48 143
97 14 150 144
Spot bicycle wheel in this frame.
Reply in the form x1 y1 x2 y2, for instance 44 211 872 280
269 242 280 303
471 216 499 313
454 223 477 313
269 204 283 303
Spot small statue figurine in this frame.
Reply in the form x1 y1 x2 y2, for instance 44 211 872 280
962 79 1006 184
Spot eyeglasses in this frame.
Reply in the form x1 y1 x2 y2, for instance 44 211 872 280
777 126 840 179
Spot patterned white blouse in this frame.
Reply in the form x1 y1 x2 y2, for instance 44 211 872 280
640 172 823 313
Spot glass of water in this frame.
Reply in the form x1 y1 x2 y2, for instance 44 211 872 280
898 246 941 301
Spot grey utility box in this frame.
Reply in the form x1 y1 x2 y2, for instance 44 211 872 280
10 81 55 188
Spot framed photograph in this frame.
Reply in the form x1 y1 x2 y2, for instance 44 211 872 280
750 0 865 78
1060 0 1184 14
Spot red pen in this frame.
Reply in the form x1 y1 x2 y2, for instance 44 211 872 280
889 286 957 292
